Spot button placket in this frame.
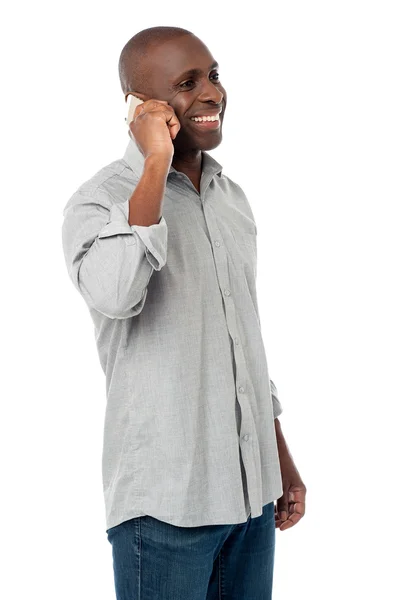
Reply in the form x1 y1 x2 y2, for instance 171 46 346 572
203 203 261 516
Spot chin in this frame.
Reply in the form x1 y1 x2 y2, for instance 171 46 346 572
188 129 223 152
173 128 223 154
200 134 223 151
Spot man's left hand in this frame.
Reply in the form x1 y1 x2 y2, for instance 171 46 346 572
274 418 307 530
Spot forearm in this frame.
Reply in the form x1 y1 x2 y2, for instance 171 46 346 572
275 418 289 457
128 155 170 227
275 417 297 469
274 417 283 441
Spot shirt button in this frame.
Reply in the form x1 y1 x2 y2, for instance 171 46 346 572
234 337 239 345
238 386 244 393
224 289 231 296
215 240 220 247
243 434 250 441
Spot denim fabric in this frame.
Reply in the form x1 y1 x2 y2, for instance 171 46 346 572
106 501 276 600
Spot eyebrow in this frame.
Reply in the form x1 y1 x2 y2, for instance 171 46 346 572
175 61 219 80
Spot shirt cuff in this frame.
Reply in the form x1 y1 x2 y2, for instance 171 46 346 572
270 379 283 419
97 198 168 271
97 198 136 237
130 217 168 271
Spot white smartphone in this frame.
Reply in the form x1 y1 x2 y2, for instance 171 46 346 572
125 94 144 127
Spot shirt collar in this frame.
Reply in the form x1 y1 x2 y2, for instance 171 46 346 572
122 134 223 182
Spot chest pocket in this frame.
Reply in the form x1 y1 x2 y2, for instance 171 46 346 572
230 227 257 266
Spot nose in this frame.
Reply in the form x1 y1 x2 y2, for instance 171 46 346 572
199 78 224 105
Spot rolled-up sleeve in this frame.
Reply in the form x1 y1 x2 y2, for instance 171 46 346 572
270 379 283 418
61 188 168 319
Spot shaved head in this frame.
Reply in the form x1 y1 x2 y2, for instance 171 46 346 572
118 26 227 164
118 26 194 97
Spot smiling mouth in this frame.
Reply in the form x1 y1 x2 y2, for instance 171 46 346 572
188 114 221 130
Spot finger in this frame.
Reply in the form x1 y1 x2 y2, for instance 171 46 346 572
155 105 180 138
290 500 306 517
148 109 181 139
166 114 181 139
133 103 146 121
134 99 169 120
279 519 294 530
279 505 305 530
274 503 282 524
275 512 287 522
143 99 169 110
143 98 168 105
276 512 291 530
280 511 302 529
141 103 181 137
137 101 181 140
276 495 289 522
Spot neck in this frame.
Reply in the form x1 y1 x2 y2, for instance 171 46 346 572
171 148 202 178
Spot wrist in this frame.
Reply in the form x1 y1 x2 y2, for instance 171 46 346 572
144 154 172 171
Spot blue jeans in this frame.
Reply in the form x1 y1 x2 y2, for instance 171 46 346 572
106 500 276 600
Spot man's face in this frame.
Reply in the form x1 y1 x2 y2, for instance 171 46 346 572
142 35 227 152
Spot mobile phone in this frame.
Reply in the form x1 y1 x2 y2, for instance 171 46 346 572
125 94 144 126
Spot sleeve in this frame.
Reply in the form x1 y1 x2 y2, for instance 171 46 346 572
270 379 283 419
61 188 168 319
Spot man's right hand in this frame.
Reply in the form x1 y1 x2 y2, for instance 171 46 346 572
129 99 181 164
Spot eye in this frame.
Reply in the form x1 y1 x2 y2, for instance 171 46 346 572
180 80 194 88
180 72 221 88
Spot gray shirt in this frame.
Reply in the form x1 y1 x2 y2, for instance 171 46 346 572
61 135 283 532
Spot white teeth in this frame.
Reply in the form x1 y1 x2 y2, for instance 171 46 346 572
190 114 220 122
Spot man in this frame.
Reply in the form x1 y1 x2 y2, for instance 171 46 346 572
62 25 306 600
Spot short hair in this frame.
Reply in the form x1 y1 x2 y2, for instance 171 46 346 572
118 26 194 98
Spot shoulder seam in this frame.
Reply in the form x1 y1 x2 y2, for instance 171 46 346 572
78 164 132 203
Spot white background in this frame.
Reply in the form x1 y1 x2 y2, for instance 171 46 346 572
2 1 398 598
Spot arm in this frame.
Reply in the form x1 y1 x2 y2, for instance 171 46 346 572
127 155 170 226
61 155 170 319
